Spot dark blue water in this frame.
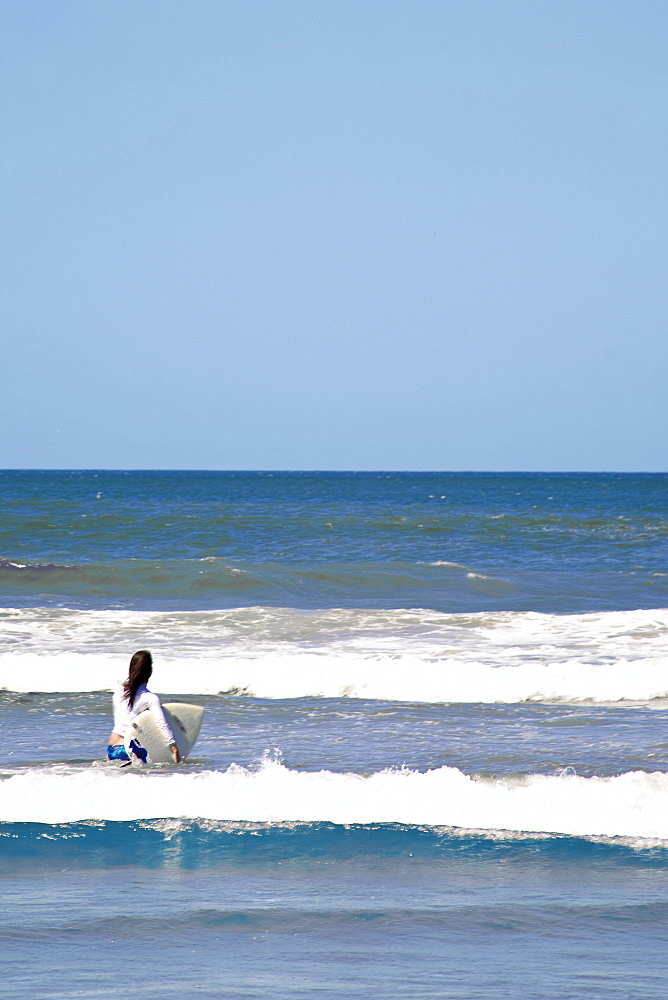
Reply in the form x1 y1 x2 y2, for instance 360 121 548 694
1 470 666 611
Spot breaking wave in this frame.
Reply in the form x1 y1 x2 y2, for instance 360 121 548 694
1 607 667 703
1 762 667 842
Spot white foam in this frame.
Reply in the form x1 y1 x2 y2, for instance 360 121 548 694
1 607 667 703
1 650 667 703
1 762 667 841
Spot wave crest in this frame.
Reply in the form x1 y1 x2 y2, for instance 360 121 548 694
1 763 667 841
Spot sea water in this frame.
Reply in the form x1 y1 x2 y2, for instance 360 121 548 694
0 471 667 999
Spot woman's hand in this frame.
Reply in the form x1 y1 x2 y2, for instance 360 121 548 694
170 743 181 764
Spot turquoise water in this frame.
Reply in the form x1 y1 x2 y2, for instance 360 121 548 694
1 472 667 998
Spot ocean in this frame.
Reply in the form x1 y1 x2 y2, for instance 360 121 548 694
1 470 667 998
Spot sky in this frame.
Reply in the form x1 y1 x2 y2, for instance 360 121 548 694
2 0 667 471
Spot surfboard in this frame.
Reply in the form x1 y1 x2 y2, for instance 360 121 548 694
124 702 204 764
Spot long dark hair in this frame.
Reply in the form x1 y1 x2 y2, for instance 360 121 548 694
123 650 153 708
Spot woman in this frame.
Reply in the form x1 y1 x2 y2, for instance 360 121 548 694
107 650 181 763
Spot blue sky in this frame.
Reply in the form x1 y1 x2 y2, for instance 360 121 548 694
2 0 666 470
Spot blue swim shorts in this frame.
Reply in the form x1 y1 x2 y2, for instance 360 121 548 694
107 741 148 763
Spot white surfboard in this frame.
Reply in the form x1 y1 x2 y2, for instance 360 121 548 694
124 702 204 764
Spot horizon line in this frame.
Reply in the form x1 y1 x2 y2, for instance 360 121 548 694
1 468 666 476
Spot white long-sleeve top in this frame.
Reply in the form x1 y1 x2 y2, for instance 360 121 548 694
112 681 175 743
